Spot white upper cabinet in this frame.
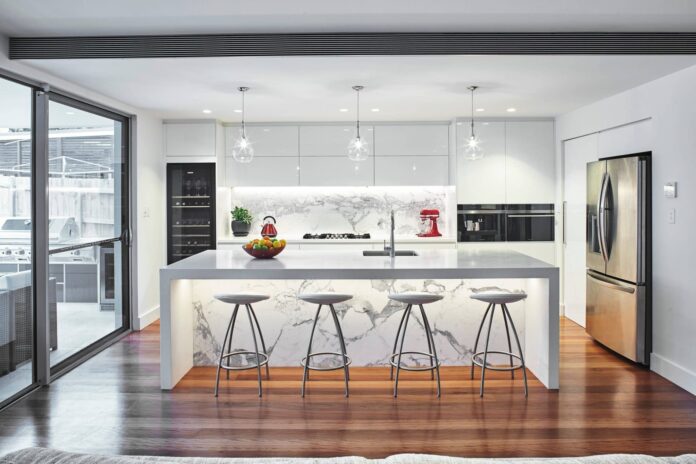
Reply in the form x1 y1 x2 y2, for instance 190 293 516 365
164 122 217 158
225 156 299 187
505 121 556 203
375 156 449 186
374 124 449 156
300 125 374 157
300 157 374 186
456 121 506 204
225 125 299 157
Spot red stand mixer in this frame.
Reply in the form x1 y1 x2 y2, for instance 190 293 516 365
417 209 442 237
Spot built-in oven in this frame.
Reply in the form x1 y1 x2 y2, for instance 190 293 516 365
457 205 506 242
505 204 555 242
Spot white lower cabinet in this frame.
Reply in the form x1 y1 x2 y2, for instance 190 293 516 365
299 243 375 251
457 242 556 265
375 156 449 186
225 156 299 186
299 156 374 186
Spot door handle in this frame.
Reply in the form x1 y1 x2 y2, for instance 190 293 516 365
597 173 610 263
562 201 567 245
587 272 635 294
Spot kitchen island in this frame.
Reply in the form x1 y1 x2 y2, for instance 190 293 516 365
160 248 559 390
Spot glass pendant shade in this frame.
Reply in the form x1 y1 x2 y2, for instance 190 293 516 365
348 135 369 161
462 133 483 161
232 86 254 163
232 132 254 163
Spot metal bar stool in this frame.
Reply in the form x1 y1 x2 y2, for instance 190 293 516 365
388 292 443 398
298 292 353 397
470 287 528 397
213 293 270 398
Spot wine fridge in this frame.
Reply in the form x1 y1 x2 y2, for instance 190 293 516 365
166 163 216 264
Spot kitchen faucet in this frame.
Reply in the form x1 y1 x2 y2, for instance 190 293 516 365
384 210 395 258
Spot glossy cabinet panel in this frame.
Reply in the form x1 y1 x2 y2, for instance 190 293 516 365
164 122 217 158
299 156 374 186
225 156 299 186
505 121 556 203
375 155 449 186
300 125 374 157
374 124 449 156
456 122 506 203
226 125 299 157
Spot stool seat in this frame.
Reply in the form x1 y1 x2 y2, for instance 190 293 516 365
388 292 444 305
298 292 353 305
214 293 270 305
469 287 527 305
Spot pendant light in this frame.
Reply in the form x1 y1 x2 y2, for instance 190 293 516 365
347 85 369 161
232 86 254 163
463 85 484 161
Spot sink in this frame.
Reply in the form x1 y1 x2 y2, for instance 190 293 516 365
362 250 418 257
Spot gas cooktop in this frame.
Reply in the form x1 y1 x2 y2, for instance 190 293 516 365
303 233 371 240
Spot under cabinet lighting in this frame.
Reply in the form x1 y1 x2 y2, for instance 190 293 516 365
476 108 485 112
371 108 380 112
202 109 212 114
233 109 242 113
339 108 349 112
506 108 517 112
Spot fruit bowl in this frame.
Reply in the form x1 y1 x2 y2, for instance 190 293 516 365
242 237 287 259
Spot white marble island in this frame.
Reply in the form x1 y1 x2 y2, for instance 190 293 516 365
160 249 559 390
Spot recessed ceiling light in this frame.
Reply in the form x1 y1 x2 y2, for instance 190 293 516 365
233 109 242 113
65 111 75 115
506 108 517 113
371 108 380 112
202 109 212 114
339 108 349 112
476 108 485 112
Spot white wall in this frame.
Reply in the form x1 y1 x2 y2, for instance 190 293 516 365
556 64 696 395
0 34 165 330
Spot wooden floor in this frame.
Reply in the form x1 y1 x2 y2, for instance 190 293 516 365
1 317 695 458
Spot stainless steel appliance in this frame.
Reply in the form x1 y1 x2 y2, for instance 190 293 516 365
457 205 506 242
505 204 555 242
302 233 371 239
586 152 651 364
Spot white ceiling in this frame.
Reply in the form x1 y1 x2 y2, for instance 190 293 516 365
1 0 696 35
13 55 696 123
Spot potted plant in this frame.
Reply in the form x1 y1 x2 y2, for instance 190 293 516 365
231 206 253 237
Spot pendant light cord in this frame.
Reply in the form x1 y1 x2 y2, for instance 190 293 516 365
241 89 246 138
356 88 361 139
470 87 475 139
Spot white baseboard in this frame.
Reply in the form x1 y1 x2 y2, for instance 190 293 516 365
651 352 696 396
134 305 160 331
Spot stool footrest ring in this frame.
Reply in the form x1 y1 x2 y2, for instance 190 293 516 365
301 351 352 371
220 351 269 371
472 351 524 371
389 351 441 372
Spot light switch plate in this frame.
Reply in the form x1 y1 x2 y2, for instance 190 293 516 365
664 182 677 198
668 208 676 224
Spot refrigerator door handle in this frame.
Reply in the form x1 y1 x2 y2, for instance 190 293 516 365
597 172 610 263
587 271 635 294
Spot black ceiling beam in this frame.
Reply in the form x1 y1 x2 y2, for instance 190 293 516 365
9 32 696 59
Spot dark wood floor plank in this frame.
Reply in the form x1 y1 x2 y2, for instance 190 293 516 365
0 318 695 458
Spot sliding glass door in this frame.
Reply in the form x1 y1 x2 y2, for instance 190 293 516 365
47 95 130 372
0 71 131 407
0 76 35 405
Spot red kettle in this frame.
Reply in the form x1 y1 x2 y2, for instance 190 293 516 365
260 216 278 238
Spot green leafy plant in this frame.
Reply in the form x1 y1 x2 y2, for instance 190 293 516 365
231 206 253 224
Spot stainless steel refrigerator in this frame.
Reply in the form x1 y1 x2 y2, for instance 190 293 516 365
586 153 651 364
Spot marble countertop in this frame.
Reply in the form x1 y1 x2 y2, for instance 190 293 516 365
161 248 557 280
218 236 457 245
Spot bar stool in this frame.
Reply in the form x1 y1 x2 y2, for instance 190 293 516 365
298 292 353 397
470 287 528 397
213 293 270 398
388 292 443 398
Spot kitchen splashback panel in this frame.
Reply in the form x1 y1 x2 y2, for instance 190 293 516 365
223 186 456 238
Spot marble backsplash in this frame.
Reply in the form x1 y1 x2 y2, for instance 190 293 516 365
192 278 528 368
219 186 456 239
